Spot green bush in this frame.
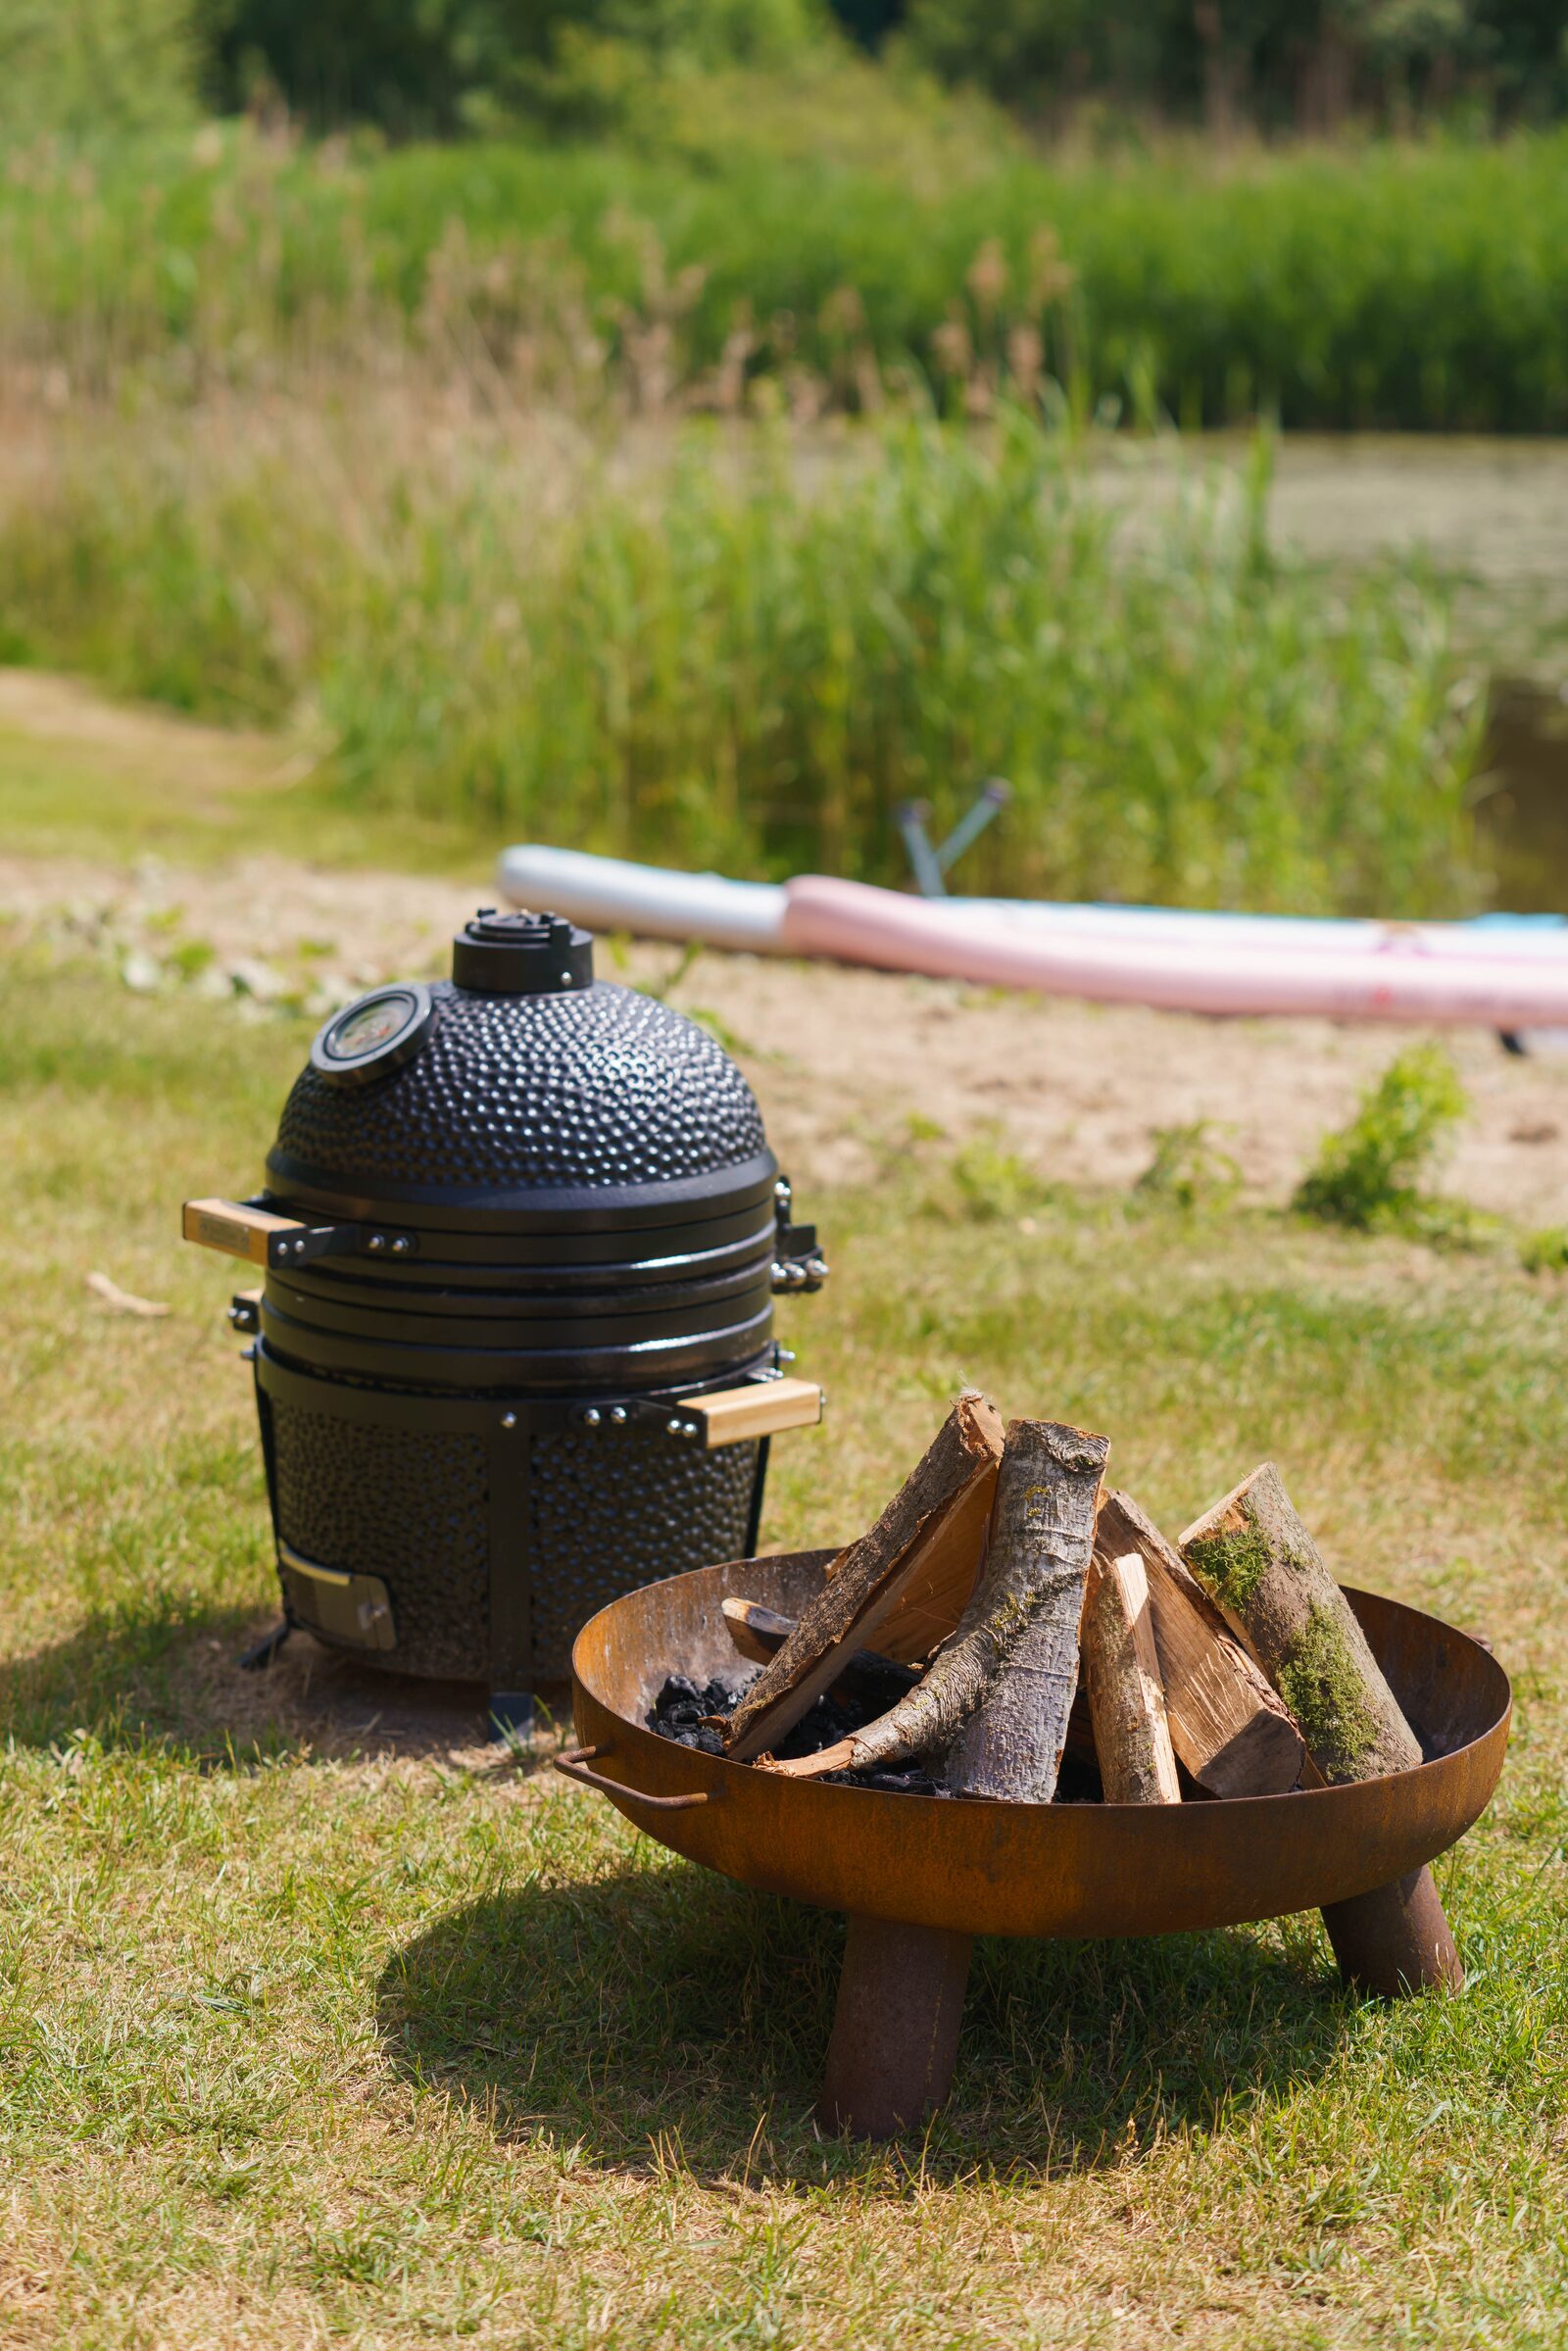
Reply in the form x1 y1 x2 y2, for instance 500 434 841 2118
206 0 825 134
7 123 1568 430
0 0 199 140
0 406 1484 913
1293 1046 1474 1236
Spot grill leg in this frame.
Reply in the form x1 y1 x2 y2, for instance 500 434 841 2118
487 1690 535 1740
486 1418 533 1741
816 1914 972 2139
236 1619 293 1672
1321 1866 1463 1997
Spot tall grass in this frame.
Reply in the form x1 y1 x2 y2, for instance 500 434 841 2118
5 120 1568 429
0 402 1483 910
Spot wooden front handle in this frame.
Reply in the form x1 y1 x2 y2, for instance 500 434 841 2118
697 1376 823 1448
182 1197 302 1265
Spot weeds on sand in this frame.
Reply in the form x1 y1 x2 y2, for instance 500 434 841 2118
1293 1045 1491 1245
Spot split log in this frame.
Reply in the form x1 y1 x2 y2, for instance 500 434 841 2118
1096 1490 1304 1797
1179 1463 1421 1785
721 1596 919 1698
723 1393 1004 1762
859 1457 1002 1663
766 1418 1108 1793
1081 1550 1180 1805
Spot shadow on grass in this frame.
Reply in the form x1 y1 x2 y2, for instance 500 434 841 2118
0 1599 572 1766
377 1856 1351 2188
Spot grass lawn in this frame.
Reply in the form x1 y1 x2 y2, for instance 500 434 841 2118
2 911 1566 2349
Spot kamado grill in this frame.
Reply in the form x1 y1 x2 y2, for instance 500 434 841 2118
181 908 826 1727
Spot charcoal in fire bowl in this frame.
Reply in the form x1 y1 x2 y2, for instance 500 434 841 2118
561 1546 1510 2140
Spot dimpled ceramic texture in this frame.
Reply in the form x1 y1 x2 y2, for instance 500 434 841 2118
270 979 767 1198
261 1387 761 1680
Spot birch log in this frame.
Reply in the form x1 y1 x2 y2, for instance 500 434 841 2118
1179 1463 1421 1785
1081 1550 1181 1804
724 1393 1004 1761
1096 1490 1304 1796
765 1419 1108 1792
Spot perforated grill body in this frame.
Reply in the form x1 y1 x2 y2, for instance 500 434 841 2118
260 1385 760 1681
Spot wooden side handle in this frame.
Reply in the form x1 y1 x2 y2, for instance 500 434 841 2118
697 1376 823 1448
182 1197 302 1265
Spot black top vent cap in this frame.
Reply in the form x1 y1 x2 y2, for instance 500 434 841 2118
453 907 594 996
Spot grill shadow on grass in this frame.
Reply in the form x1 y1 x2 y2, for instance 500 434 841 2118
377 1859 1349 2187
0 1602 572 1766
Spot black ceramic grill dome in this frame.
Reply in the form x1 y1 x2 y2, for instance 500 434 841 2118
183 909 824 1724
270 978 770 1200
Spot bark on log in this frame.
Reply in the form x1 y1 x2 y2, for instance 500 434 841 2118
1179 1463 1421 1785
1081 1549 1181 1805
724 1394 1004 1762
765 1418 1108 1792
1096 1490 1304 1797
940 1421 1107 1799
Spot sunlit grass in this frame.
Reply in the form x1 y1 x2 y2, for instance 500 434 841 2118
2 943 1565 2346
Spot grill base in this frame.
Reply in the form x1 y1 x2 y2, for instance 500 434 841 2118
256 1350 763 1682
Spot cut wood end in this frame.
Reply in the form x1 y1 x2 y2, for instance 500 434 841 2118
721 1594 792 1665
1177 1462 1276 1547
956 1390 1006 1457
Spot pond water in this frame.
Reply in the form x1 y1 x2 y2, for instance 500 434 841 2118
1092 435 1568 912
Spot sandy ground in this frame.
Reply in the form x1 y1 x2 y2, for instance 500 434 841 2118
4 838 1567 1226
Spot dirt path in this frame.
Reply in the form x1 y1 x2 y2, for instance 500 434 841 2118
5 835 1566 1225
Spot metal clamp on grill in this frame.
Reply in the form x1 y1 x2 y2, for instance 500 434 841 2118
182 907 825 1734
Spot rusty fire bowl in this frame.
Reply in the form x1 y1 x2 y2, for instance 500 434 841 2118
564 1546 1510 2136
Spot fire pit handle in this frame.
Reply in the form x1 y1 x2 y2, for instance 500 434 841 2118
553 1743 713 1811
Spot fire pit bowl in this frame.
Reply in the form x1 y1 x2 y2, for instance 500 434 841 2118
563 1545 1510 2138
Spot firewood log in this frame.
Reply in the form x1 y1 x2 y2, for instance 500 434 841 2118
1096 1490 1304 1797
1179 1464 1421 1785
858 1460 1002 1663
939 1420 1107 1799
723 1393 1004 1762
1081 1550 1181 1804
765 1419 1108 1792
721 1596 919 1698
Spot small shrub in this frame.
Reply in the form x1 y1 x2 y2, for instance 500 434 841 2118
1293 1046 1469 1237
1133 1120 1242 1214
944 1131 1054 1223
1520 1227 1568 1275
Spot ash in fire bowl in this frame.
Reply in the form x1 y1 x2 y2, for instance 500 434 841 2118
649 1390 1452 1814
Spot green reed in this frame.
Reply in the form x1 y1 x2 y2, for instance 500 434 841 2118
0 403 1483 912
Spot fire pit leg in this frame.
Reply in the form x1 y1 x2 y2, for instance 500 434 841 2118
816 1915 972 2140
1320 1865 1463 1997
